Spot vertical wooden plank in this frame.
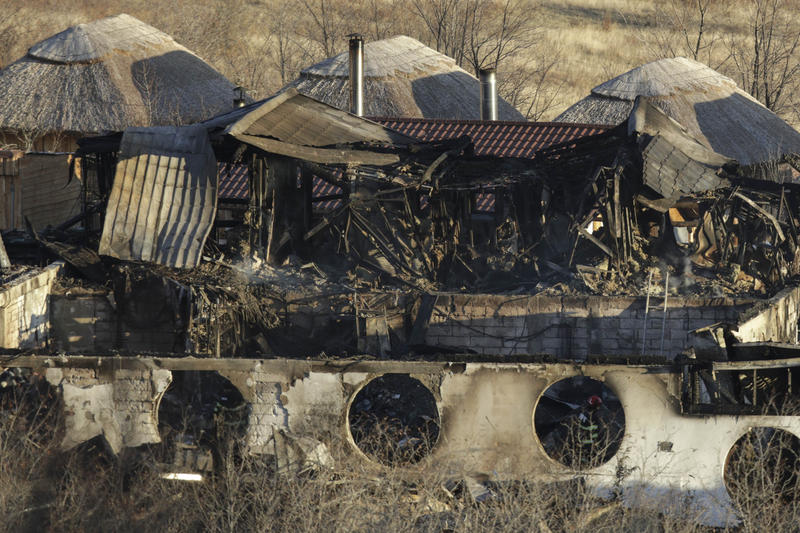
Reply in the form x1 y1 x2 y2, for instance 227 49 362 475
302 165 312 236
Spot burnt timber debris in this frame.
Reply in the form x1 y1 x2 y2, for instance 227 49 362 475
3 82 800 525
61 93 800 361
71 94 800 296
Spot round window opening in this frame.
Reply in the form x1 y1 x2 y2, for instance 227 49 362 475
157 371 249 473
348 374 440 466
724 427 800 511
534 376 625 469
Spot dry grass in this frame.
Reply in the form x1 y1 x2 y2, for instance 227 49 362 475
1 374 799 532
0 0 775 122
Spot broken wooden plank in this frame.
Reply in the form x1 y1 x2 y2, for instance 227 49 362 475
671 220 702 227
408 294 437 346
635 194 678 213
576 225 614 257
733 191 785 242
38 239 107 283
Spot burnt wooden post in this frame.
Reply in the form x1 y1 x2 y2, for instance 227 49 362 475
302 164 313 235
493 188 504 250
247 153 260 255
265 156 296 264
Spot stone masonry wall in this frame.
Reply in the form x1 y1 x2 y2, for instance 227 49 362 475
733 285 800 344
421 293 755 358
0 263 61 349
50 293 116 352
46 286 785 360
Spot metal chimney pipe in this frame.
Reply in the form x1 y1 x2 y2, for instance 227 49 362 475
349 34 364 116
479 68 498 121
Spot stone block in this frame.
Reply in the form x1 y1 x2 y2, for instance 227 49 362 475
468 336 503 349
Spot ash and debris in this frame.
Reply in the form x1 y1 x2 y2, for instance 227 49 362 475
5 93 800 362
348 374 440 466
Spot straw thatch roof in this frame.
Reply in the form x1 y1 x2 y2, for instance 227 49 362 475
0 14 238 135
555 57 800 165
284 35 525 121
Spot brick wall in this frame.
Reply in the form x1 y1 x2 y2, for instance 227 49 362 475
50 293 116 352
0 263 61 349
44 367 170 452
47 284 788 360
50 289 186 354
243 366 348 455
420 293 755 359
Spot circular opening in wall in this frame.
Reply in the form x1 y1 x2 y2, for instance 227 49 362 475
533 376 625 469
348 374 440 466
724 427 800 511
157 371 249 473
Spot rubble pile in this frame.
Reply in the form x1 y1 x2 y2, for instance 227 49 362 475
0 92 789 361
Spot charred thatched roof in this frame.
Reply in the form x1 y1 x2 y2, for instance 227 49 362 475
555 57 800 166
283 35 524 121
0 14 238 135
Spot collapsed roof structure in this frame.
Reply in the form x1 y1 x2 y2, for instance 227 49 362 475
3 51 800 526
556 57 800 168
64 89 800 359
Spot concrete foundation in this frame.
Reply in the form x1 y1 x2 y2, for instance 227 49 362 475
7 354 798 526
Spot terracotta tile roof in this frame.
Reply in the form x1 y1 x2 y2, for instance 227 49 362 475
217 163 344 209
475 192 495 213
313 175 344 210
218 163 249 201
373 118 608 159
217 120 608 208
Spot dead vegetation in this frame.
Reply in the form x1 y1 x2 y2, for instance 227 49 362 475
1 384 798 533
4 0 800 123
3 3 800 529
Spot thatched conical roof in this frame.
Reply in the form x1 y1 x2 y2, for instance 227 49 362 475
284 35 525 121
0 14 238 135
555 57 800 165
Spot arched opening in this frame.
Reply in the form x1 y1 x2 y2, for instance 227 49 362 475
348 374 439 466
724 427 800 514
533 376 625 469
157 371 249 475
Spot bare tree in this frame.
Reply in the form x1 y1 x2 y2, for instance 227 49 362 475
678 0 717 61
411 0 548 118
463 0 536 76
0 3 22 67
296 0 353 58
629 0 728 68
410 0 471 66
132 60 160 126
499 50 564 121
159 0 237 66
351 0 412 41
411 0 538 75
727 0 800 115
266 2 310 87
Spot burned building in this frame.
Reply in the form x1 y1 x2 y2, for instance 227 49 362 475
62 89 800 359
0 14 243 238
2 81 800 525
